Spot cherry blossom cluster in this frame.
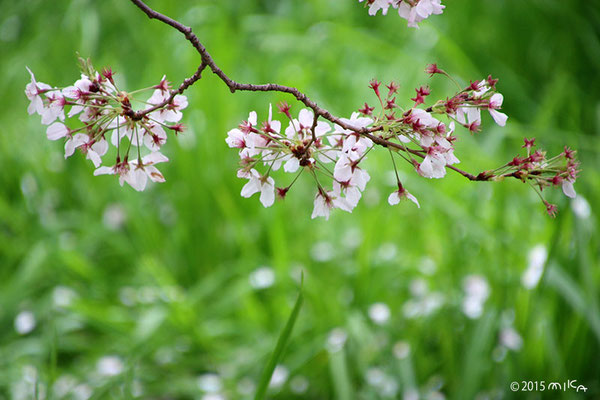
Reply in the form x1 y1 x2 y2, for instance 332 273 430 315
227 64 579 219
359 0 444 27
227 104 374 219
25 57 187 191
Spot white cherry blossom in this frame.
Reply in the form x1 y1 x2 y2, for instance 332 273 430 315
25 67 52 116
46 122 70 141
388 186 420 207
240 169 275 207
359 0 392 16
487 93 508 127
27 63 187 189
359 0 445 27
418 146 448 179
311 190 351 220
148 90 188 123
562 179 576 198
65 133 89 159
94 152 168 191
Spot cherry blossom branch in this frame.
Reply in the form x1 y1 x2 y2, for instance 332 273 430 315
127 0 504 183
128 0 379 135
24 1 579 218
127 0 579 219
128 62 207 121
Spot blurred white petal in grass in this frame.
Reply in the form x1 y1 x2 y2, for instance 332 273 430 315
462 275 490 319
310 241 335 262
12 371 42 400
102 203 127 230
14 311 36 335
376 242 398 263
419 257 437 275
404 279 444 319
52 286 77 308
290 375 309 394
137 286 159 304
73 384 92 400
492 346 507 363
119 286 137 307
366 367 386 387
249 266 275 289
289 263 306 283
499 326 523 351
462 298 484 319
368 302 391 325
132 380 144 397
571 196 591 219
96 356 124 376
53 375 77 398
236 378 255 396
404 389 420 400
342 227 362 249
268 365 288 389
427 390 446 400
380 379 399 397
197 374 222 393
20 173 38 199
154 347 176 365
521 244 548 289
410 278 428 297
393 341 411 359
327 328 348 353
202 394 226 400
366 368 399 397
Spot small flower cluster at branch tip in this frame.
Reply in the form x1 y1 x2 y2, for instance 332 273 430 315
25 57 187 191
359 0 444 27
227 64 579 219
506 139 580 218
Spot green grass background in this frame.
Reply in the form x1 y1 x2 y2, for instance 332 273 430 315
0 0 599 399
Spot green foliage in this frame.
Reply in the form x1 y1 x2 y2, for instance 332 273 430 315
0 0 598 399
254 276 303 400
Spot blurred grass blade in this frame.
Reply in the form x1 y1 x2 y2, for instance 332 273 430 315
329 348 353 400
254 277 304 400
546 263 600 344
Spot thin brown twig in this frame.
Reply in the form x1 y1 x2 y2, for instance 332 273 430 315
128 62 207 120
128 0 376 134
